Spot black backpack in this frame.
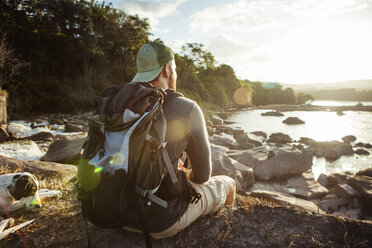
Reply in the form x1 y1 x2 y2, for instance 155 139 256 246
77 82 200 247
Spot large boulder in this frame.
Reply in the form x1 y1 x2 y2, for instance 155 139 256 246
251 190 325 214
282 117 305 125
40 137 85 164
285 172 328 199
261 111 284 117
0 155 76 181
329 184 360 198
233 131 262 147
355 148 370 155
210 143 229 156
317 197 351 214
27 131 55 141
210 115 224 125
209 133 238 149
212 151 255 190
250 131 268 140
254 148 312 180
64 123 86 132
228 146 269 167
267 133 292 144
342 135 356 143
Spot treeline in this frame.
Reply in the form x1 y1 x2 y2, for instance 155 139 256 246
0 0 312 117
1 0 149 116
304 89 372 101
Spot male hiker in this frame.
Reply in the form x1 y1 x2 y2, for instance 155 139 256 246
123 41 236 238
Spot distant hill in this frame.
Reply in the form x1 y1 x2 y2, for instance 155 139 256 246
282 79 372 92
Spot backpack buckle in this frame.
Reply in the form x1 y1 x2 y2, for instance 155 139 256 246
157 141 167 150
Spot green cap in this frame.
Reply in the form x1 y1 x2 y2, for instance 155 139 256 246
132 41 174 83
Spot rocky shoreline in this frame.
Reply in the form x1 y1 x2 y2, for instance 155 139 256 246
0 107 371 247
205 110 372 221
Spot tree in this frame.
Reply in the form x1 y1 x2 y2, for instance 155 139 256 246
0 33 25 89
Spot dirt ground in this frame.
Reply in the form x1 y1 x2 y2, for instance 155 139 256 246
3 179 372 248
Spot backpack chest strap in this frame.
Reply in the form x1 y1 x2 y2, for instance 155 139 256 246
136 186 168 208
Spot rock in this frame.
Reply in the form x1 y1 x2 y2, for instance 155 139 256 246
329 184 360 198
230 159 255 189
251 190 325 214
232 143 255 150
254 149 312 181
299 137 317 146
323 148 340 161
0 126 9 142
209 133 238 149
327 172 350 188
315 148 323 157
355 142 365 147
365 143 372 148
250 131 267 139
267 133 292 144
211 152 254 190
323 194 338 200
357 168 372 177
317 173 328 188
228 146 269 167
27 131 55 141
49 118 65 125
64 123 85 132
318 198 351 213
354 148 370 155
210 143 229 156
233 132 262 147
342 135 356 143
282 117 305 125
340 144 354 155
210 115 224 125
267 150 276 159
0 155 76 182
261 111 284 117
285 172 328 200
344 174 372 214
40 137 85 164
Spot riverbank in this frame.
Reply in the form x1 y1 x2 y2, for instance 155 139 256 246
0 109 372 247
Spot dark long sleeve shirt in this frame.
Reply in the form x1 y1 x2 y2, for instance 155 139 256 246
163 89 212 183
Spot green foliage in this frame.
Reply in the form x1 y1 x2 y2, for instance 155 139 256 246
249 82 299 105
296 92 314 104
0 0 308 116
1 0 149 116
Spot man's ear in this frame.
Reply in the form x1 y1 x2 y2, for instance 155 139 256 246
165 64 171 78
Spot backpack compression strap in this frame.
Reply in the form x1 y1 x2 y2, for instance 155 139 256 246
151 122 178 184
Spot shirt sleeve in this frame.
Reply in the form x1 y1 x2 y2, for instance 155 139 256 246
185 103 212 184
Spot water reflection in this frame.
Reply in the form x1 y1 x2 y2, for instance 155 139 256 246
228 110 372 143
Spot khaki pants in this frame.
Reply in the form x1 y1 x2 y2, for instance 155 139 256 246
124 175 233 239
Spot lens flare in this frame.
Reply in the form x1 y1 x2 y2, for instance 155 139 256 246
94 166 103 173
233 87 252 105
110 153 125 166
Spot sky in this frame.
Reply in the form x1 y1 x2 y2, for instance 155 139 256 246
108 0 372 84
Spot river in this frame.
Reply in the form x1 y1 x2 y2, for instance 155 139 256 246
227 101 372 177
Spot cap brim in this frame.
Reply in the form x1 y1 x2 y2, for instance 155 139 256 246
132 66 163 83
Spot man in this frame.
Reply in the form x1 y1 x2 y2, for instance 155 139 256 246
125 41 236 238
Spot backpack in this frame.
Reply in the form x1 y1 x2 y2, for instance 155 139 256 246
76 82 200 247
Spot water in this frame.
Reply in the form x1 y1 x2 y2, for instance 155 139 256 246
228 108 372 176
228 110 372 144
